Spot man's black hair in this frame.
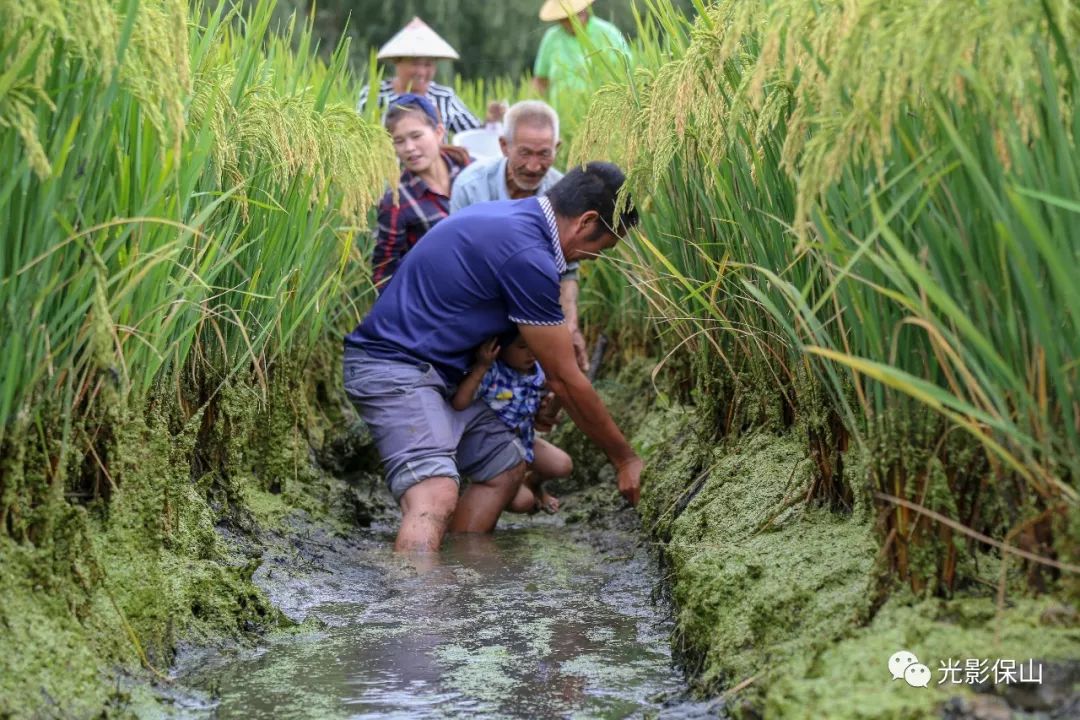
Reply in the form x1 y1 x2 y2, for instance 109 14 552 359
545 161 639 237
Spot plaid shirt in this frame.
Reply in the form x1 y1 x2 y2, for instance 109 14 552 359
371 150 470 289
478 359 547 463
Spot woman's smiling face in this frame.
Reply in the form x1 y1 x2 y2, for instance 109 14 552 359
389 113 444 174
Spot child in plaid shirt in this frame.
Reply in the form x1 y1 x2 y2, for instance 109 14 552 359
452 333 571 513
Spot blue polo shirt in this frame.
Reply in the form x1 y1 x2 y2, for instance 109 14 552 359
344 196 567 383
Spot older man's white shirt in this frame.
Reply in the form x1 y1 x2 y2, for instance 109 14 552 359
449 157 564 213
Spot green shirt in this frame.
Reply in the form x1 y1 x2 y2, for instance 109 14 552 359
533 16 630 109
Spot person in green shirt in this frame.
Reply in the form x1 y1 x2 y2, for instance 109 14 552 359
533 0 630 109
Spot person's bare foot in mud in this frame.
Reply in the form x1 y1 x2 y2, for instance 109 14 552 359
507 483 558 515
530 439 571 514
538 489 560 514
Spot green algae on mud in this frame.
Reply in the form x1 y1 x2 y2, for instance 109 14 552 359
765 595 1080 719
637 412 879 706
635 414 1080 717
0 401 278 718
0 345 381 718
568 356 1080 718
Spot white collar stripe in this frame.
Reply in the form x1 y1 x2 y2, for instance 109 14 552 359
537 196 567 274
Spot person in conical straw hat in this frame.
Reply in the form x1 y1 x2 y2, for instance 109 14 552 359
533 0 630 107
358 17 483 134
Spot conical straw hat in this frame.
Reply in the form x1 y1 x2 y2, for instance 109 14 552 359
377 17 460 61
539 0 595 22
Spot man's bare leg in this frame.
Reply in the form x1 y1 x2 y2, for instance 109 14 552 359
448 462 525 533
396 476 459 552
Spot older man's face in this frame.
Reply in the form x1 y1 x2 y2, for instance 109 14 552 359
503 122 558 192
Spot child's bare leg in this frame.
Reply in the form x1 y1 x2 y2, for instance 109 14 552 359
531 439 572 513
508 482 539 513
532 438 572 479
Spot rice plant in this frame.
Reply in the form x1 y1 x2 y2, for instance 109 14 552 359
572 0 1080 594
1 0 396 526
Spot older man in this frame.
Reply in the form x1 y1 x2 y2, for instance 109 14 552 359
450 101 563 209
450 101 589 370
343 163 642 552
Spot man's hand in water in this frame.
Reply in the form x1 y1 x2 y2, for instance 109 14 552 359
615 455 642 506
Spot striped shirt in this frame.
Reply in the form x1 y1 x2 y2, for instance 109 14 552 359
371 149 471 289
358 80 481 134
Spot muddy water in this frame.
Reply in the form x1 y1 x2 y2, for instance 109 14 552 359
170 514 722 719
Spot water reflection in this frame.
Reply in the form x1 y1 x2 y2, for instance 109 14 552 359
175 523 717 719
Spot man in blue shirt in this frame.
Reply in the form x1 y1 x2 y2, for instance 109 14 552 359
450 100 589 371
344 162 642 552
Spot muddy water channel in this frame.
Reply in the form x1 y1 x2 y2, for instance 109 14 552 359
171 513 720 719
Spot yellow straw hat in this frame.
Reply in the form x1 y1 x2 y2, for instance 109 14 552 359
376 17 460 61
539 0 595 22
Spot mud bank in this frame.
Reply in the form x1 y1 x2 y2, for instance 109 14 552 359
552 360 1080 719
5 349 1078 719
0 346 382 719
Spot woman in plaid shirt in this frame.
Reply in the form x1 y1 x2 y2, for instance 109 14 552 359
371 94 472 290
452 334 572 513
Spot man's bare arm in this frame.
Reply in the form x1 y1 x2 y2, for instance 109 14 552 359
518 323 640 505
559 277 579 328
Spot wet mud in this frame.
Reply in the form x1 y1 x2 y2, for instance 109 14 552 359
162 506 722 719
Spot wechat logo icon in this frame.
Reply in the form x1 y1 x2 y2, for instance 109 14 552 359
889 650 931 688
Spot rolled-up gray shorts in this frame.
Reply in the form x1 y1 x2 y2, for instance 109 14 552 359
343 349 526 501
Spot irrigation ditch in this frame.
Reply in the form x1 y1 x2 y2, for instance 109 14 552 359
4 1 1080 718
3 344 1077 719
